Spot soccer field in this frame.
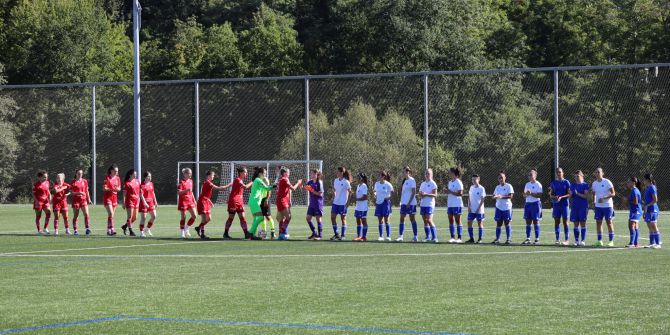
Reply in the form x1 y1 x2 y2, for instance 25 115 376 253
0 205 668 335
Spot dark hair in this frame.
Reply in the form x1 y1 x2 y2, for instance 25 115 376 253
574 170 584 176
472 174 480 178
124 169 136 183
107 164 118 176
280 167 289 176
75 169 84 176
644 173 656 185
556 167 563 173
338 166 351 182
37 170 47 178
498 170 506 176
252 167 266 180
358 172 368 185
142 171 151 179
380 170 391 183
205 170 215 177
311 169 322 181
236 166 247 175
530 168 537 173
630 176 643 191
450 167 461 178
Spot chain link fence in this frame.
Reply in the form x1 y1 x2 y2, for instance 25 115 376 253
1 64 669 208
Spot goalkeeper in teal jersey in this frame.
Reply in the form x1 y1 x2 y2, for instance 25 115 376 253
248 167 275 237
259 176 276 239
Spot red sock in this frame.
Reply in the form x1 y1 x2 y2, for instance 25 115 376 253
179 219 185 229
187 217 196 227
126 219 132 228
139 223 145 232
72 219 78 231
224 218 233 232
63 217 69 229
107 216 113 230
35 214 42 232
200 218 209 228
84 217 90 229
44 213 51 229
240 218 248 233
53 218 59 230
147 220 154 228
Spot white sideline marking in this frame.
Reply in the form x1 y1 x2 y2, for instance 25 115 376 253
0 240 221 256
0 248 630 258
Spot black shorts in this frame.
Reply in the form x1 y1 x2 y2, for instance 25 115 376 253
261 198 271 216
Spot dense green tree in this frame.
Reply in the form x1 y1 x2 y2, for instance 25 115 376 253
0 63 19 202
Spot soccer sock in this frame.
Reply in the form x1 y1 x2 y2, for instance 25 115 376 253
35 214 41 232
362 224 368 238
608 232 614 242
449 224 455 238
555 225 560 240
629 228 635 245
597 232 603 241
457 225 463 239
468 227 474 240
268 217 275 230
650 232 655 245
224 218 233 233
495 226 502 240
179 219 185 230
73 219 79 231
378 224 383 237
126 219 132 228
63 217 69 229
54 218 59 230
340 224 346 237
187 217 196 227
411 220 418 237
249 216 263 235
430 225 437 240
574 227 580 243
580 227 587 242
307 220 316 235
398 221 405 237
564 226 570 241
424 226 430 239
108 216 114 230
526 224 532 239
356 225 362 238
84 217 90 229
317 221 323 237
534 224 540 239
332 223 338 235
478 226 484 240
44 212 50 229
147 219 153 229
505 225 511 240
633 228 639 245
385 223 391 237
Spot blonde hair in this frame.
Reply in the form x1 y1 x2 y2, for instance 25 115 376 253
181 168 192 175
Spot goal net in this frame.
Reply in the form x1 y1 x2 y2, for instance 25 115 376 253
176 160 323 206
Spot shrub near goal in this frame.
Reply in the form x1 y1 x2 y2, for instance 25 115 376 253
176 160 323 206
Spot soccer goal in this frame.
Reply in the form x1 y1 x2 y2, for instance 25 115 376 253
176 160 323 206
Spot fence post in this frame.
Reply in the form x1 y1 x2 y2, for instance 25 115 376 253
423 74 429 170
194 81 201 198
553 70 560 170
91 85 97 205
304 77 310 206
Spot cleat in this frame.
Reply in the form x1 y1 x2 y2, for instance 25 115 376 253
270 231 276 240
65 229 71 235
593 240 603 247
384 237 391 242
433 239 439 243
194 225 201 237
491 239 500 244
222 232 232 239
278 233 288 241
54 229 59 235
522 238 531 245
574 242 580 246
412 236 418 242
185 229 191 238
395 236 404 242
448 238 456 243
562 240 570 246
606 241 614 247
307 233 316 240
354 237 364 242
140 231 146 238
43 229 50 235
424 238 433 243
505 239 512 245
145 229 152 237
651 244 661 249
181 230 186 239
249 235 262 240
625 244 634 248
475 239 482 244
455 238 463 244
121 224 128 235
465 238 475 244
378 237 385 242
200 233 210 240
314 236 322 241
330 234 340 241
129 228 136 237
534 239 540 245
73 230 79 236
579 241 586 246
555 240 561 245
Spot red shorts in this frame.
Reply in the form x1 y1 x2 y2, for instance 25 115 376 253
227 202 244 214
103 193 118 207
34 200 50 211
72 197 88 209
197 199 212 215
277 201 290 212
125 198 139 209
178 201 196 211
139 199 155 213
52 200 68 212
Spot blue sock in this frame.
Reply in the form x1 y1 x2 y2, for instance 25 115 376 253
385 223 391 237
629 228 635 245
555 225 560 240
467 227 474 240
424 226 430 239
356 225 362 238
581 227 587 242
317 222 323 237
597 233 603 241
449 224 455 238
505 225 511 240
378 224 383 237
332 224 338 235
608 232 614 242
308 220 316 234
650 233 656 245
398 222 405 236
526 224 532 239
362 225 368 238
564 226 569 241
411 221 418 237
534 224 540 239
478 227 483 240
457 225 463 239
633 228 639 245
340 224 346 237
574 228 580 243
430 226 437 240
495 226 502 240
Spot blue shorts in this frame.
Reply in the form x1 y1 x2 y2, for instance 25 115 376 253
447 207 462 215
331 204 348 215
375 200 392 217
629 209 642 222
644 211 658 223
594 207 614 221
354 210 368 219
467 213 485 222
523 202 543 221
307 206 323 217
400 205 417 215
420 206 434 216
570 207 588 222
494 208 512 222
552 204 569 219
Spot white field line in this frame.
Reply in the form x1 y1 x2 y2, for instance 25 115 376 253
0 240 222 256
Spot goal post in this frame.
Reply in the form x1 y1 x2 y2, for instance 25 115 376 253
176 160 323 206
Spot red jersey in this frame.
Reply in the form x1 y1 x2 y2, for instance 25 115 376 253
178 178 195 204
70 178 89 203
276 177 291 205
125 179 140 202
199 180 215 201
33 180 50 202
104 175 120 194
141 181 155 203
228 177 244 206
51 182 70 204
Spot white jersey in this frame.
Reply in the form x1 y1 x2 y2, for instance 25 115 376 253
468 185 486 214
494 183 514 211
374 181 394 205
524 181 543 203
419 180 438 208
332 178 351 206
355 183 369 211
447 179 464 207
400 177 417 206
592 178 614 208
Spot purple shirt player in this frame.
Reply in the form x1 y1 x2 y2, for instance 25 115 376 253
307 179 324 216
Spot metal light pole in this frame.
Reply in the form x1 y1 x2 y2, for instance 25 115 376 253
132 1 142 175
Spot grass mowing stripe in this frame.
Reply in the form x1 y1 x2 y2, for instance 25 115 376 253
0 240 222 255
0 316 130 334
